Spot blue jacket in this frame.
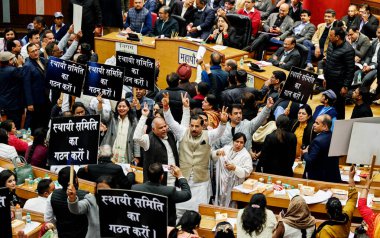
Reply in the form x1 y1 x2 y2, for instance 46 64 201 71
22 58 49 106
0 65 24 110
201 65 228 95
124 8 152 35
303 131 341 183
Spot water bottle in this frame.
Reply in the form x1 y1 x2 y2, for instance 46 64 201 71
267 176 272 184
240 57 244 67
26 128 31 138
15 204 22 220
28 174 34 189
22 129 27 139
26 212 31 224
357 72 362 84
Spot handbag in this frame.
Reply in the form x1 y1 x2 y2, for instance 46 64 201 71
11 156 34 185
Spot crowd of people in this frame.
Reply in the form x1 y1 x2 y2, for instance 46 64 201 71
1 0 380 238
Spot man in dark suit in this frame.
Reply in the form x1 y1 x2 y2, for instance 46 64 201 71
156 0 176 13
0 51 24 128
23 43 51 133
77 145 135 189
154 6 179 38
347 26 371 63
353 27 380 98
302 115 341 183
271 9 316 46
187 0 215 40
267 36 300 70
131 163 191 226
341 4 361 31
358 4 379 40
172 0 194 24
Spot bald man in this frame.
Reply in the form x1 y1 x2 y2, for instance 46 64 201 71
244 3 294 60
133 103 180 186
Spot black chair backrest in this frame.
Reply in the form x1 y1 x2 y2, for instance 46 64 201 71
226 14 252 50
171 14 187 37
296 43 309 68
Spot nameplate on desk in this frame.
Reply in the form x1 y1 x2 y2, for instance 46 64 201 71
178 47 197 68
116 42 137 55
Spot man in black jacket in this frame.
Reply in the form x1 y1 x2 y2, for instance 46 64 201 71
323 27 355 119
154 73 190 122
131 163 191 226
0 52 24 128
133 103 180 186
154 6 179 38
44 167 88 238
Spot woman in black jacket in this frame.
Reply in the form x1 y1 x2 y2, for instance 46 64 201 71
258 115 297 177
289 104 315 160
207 16 239 48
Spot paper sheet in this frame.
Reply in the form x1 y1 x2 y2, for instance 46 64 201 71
211 45 227 51
302 190 332 204
233 184 255 194
73 4 83 33
23 221 41 234
196 46 206 60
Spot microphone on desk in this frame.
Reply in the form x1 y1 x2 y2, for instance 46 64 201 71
139 22 144 34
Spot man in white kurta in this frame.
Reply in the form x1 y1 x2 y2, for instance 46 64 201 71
162 92 228 217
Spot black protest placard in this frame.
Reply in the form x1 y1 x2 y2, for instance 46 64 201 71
0 187 12 238
97 189 167 238
46 56 86 97
116 51 155 91
279 67 317 104
83 62 124 101
48 115 100 166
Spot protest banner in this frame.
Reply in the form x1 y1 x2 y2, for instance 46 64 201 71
83 62 124 101
116 51 155 91
46 57 86 97
0 187 12 238
279 67 317 104
97 189 167 238
48 115 100 166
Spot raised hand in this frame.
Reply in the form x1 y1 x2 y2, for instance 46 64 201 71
220 106 229 124
132 98 141 110
181 92 189 108
141 102 150 116
97 93 103 103
66 184 77 202
68 24 74 34
161 92 170 110
266 97 274 109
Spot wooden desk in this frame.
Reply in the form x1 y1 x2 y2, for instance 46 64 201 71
197 204 238 238
197 204 359 238
0 158 96 197
95 33 247 88
239 59 289 89
232 172 380 218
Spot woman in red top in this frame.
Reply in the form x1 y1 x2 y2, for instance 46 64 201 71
358 175 380 238
0 120 28 154
25 128 48 168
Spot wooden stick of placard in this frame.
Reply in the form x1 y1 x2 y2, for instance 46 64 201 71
69 164 74 186
368 155 377 180
286 101 293 111
133 87 136 99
